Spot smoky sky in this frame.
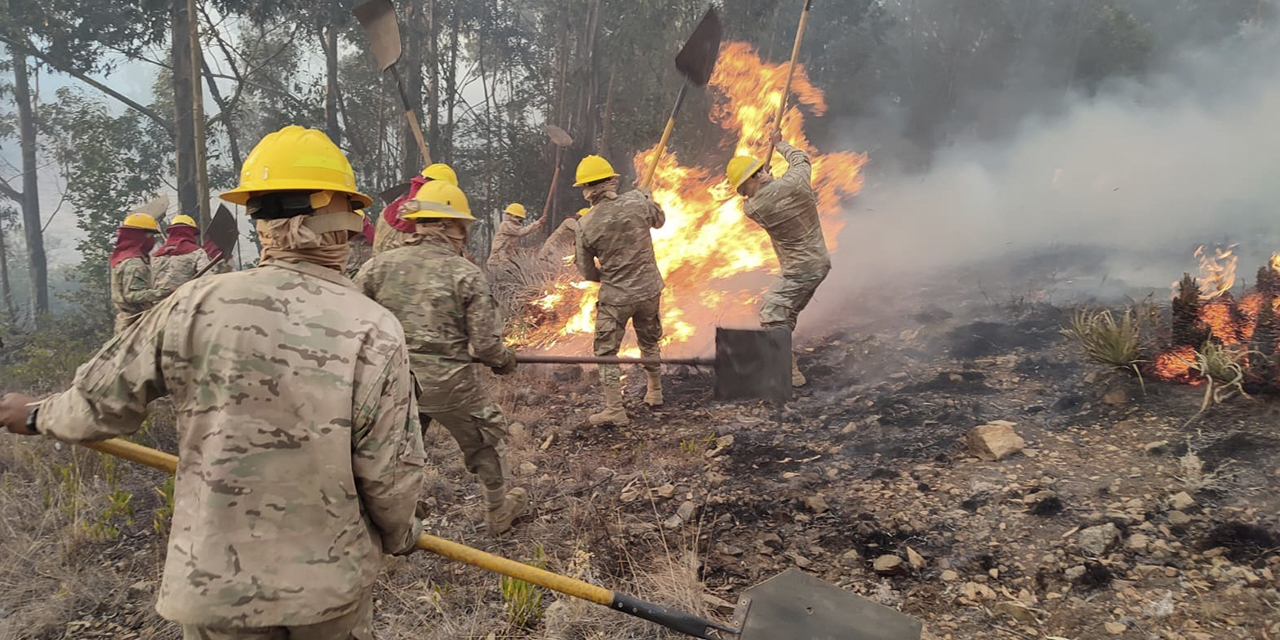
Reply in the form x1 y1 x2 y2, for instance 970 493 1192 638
801 20 1280 333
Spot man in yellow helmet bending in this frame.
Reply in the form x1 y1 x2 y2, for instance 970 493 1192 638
0 125 425 640
110 212 172 334
354 181 529 535
573 156 666 426
374 162 459 254
487 202 544 271
726 131 831 387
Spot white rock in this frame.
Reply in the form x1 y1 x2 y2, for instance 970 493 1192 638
1168 491 1196 511
873 555 904 574
1078 523 1121 556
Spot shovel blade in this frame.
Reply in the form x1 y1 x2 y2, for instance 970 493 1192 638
675 7 722 87
735 569 923 640
378 182 412 204
714 327 791 403
133 194 170 220
542 124 574 147
353 0 403 71
204 205 239 258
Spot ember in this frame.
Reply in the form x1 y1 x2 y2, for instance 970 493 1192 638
518 43 866 354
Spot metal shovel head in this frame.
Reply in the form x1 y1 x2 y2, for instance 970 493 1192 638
675 7 722 87
543 124 574 147
714 327 791 403
204 205 239 258
379 182 412 204
134 194 170 219
353 0 403 71
735 569 924 640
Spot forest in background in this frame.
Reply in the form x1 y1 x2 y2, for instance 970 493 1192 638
0 0 1268 332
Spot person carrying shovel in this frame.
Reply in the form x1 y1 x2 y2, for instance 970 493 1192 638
0 124 425 639
573 156 667 425
109 211 172 334
354 180 529 535
726 131 831 387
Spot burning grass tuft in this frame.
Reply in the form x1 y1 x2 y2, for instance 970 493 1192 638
1189 342 1253 409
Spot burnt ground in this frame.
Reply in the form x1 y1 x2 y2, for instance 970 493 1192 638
2 247 1279 639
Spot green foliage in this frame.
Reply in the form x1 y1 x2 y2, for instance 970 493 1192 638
499 546 547 630
153 476 175 534
1190 342 1252 409
41 87 169 312
1063 308 1143 370
0 313 106 393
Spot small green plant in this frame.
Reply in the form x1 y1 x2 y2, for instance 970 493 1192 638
85 488 134 540
1063 308 1143 369
153 476 176 534
499 546 547 629
1190 342 1252 409
679 439 700 455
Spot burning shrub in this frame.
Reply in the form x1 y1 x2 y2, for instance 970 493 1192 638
1189 342 1252 409
1062 308 1144 375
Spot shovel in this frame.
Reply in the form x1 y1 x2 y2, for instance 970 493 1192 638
539 124 574 233
133 194 170 220
490 328 792 403
192 205 239 278
81 439 922 640
353 0 431 165
639 7 722 188
764 0 814 165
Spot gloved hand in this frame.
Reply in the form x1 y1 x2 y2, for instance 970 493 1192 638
392 517 425 556
491 351 518 376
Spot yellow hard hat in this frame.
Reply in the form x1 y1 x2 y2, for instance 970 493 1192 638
122 213 160 232
503 203 526 218
727 155 765 192
220 125 372 208
421 163 459 185
170 214 197 228
573 155 619 187
402 180 475 221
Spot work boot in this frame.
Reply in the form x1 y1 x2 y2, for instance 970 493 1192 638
792 356 807 388
589 382 630 426
643 370 664 407
485 486 529 535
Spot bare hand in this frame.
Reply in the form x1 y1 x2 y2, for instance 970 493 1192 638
769 130 783 149
0 393 40 435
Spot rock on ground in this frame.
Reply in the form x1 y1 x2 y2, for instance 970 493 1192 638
967 421 1026 461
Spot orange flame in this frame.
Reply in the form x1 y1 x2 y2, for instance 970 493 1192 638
1195 244 1238 300
520 42 866 354
1152 345 1199 383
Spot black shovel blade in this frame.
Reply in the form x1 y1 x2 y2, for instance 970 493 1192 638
378 182 412 204
735 569 924 640
204 205 239 258
675 7 722 87
714 327 791 403
353 0 403 71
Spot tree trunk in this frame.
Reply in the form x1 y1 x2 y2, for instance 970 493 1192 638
443 8 459 164
324 3 341 146
426 0 441 156
10 50 47 317
400 0 424 176
188 0 209 228
600 65 615 158
0 218 14 319
171 0 198 218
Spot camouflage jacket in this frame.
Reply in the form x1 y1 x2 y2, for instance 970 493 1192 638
489 218 539 262
538 218 579 267
345 241 373 279
745 142 831 276
152 251 211 291
110 257 169 317
37 259 424 627
575 190 665 305
354 232 515 412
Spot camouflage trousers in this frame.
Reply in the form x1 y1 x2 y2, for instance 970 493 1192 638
759 267 830 332
421 393 509 492
181 590 373 640
594 295 663 387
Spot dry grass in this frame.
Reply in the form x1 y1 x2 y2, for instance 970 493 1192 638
1189 342 1252 409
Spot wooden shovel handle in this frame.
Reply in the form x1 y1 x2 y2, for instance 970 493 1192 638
766 0 814 162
